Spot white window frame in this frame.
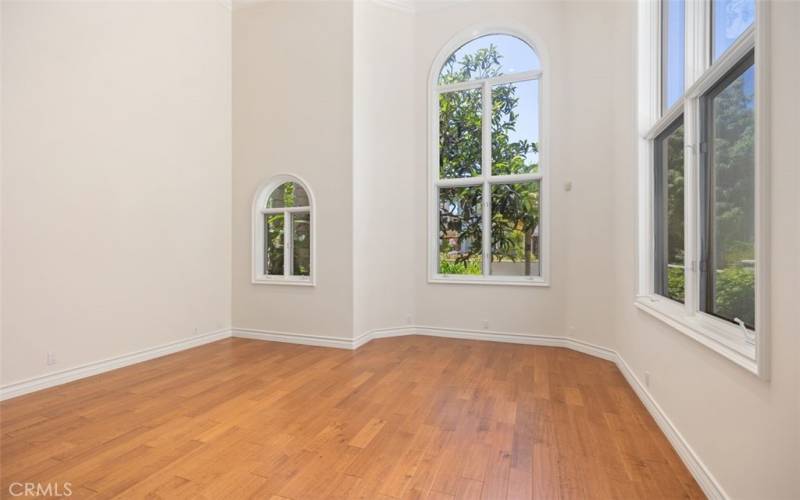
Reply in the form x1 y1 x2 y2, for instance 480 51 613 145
252 174 316 286
427 27 550 287
636 0 770 377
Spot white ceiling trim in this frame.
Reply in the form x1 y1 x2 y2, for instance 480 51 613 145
370 0 416 13
231 0 464 14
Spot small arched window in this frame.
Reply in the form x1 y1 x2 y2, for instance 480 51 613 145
430 32 548 285
252 175 314 285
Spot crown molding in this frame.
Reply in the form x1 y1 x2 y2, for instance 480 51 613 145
230 0 463 14
370 0 416 13
372 0 467 14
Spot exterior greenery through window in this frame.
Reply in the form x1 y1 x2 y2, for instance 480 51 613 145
701 54 756 327
650 0 756 330
434 34 543 282
253 177 312 284
654 117 685 302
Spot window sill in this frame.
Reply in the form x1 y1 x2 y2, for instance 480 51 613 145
428 276 549 287
634 295 758 375
252 276 315 287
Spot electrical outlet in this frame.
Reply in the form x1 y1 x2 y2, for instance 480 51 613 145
406 314 412 325
194 327 199 335
644 371 651 388
482 320 489 330
46 352 57 366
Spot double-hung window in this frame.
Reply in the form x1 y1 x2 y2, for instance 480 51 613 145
637 0 768 376
429 33 548 285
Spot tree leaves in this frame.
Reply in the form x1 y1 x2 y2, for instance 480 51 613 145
438 45 540 274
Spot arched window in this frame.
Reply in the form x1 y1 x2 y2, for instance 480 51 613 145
430 32 548 285
252 175 314 285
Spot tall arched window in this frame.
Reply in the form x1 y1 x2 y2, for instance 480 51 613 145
430 32 548 285
252 175 314 285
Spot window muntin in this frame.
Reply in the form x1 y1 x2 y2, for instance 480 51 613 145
653 116 685 302
438 34 540 85
432 32 545 284
712 0 754 61
253 177 313 285
700 54 755 328
662 0 685 111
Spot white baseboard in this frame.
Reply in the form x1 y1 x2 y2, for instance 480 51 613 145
231 327 354 349
0 323 725 499
414 325 619 362
0 328 231 401
254 324 618 362
353 326 417 348
614 355 727 500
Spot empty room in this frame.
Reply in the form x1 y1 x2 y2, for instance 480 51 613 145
1 0 798 498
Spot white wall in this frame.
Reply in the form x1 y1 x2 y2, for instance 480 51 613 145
1 1 232 384
412 1 619 348
4 1 798 496
412 2 799 497
232 1 354 339
609 2 800 499
353 1 416 336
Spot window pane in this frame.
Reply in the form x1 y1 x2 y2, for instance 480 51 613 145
438 34 539 85
439 89 482 178
654 118 685 302
264 213 284 275
292 212 310 276
490 182 540 277
267 182 309 208
438 186 482 275
703 59 755 327
492 80 539 175
662 0 685 111
712 0 754 61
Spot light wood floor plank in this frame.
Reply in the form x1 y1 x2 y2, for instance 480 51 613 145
1 336 703 499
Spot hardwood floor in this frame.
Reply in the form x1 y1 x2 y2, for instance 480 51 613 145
1 336 703 499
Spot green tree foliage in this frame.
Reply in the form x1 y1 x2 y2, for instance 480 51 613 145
665 125 685 302
265 214 284 275
667 266 685 302
293 214 311 276
438 45 539 274
710 68 755 324
712 71 755 266
265 182 311 276
715 267 755 326
665 70 755 326
439 89 482 179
